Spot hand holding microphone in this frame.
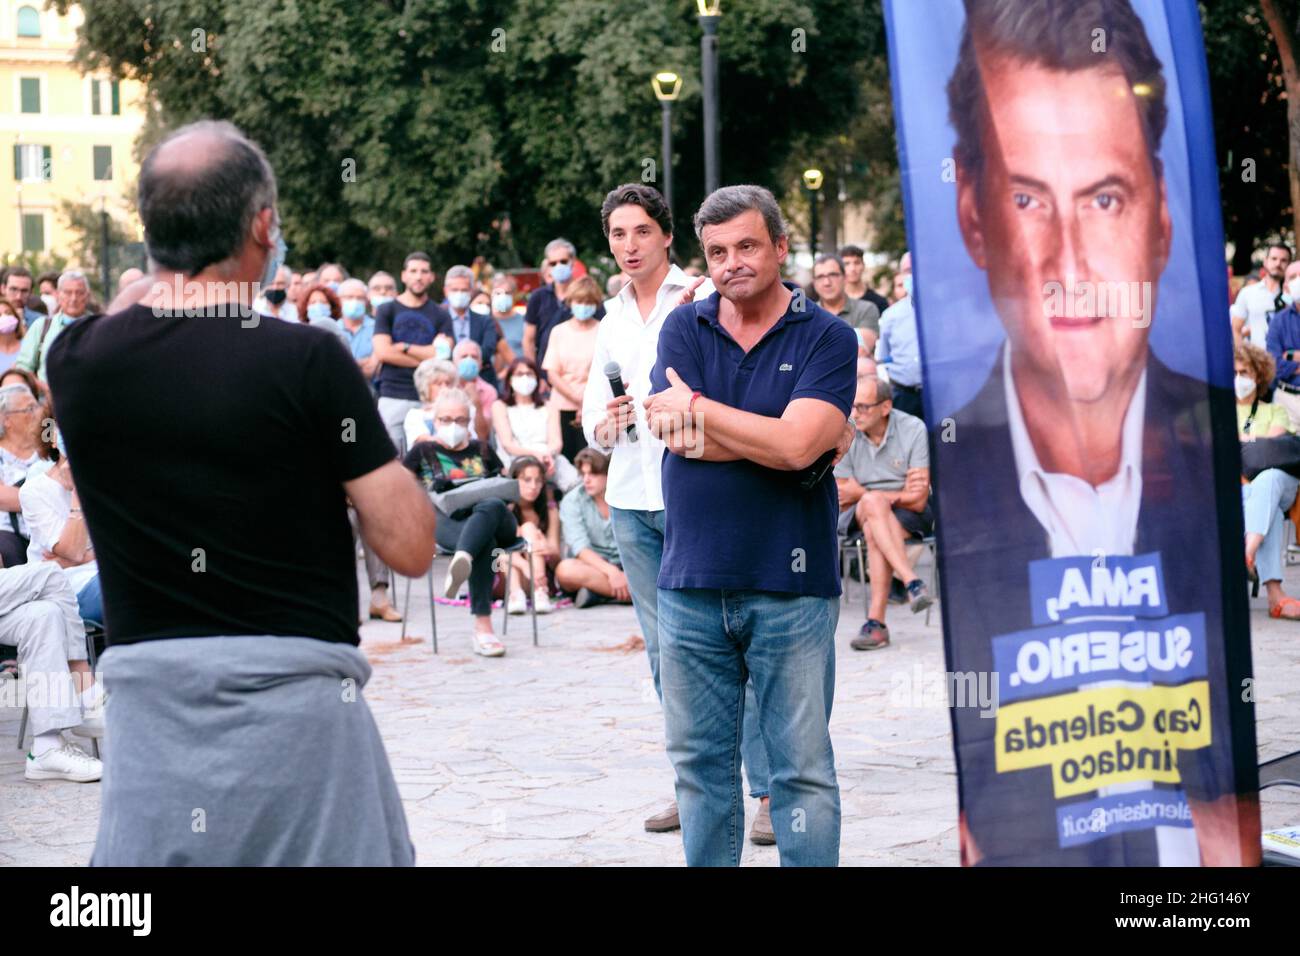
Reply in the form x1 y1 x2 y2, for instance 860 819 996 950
603 361 639 445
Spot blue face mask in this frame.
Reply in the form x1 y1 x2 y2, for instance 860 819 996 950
370 295 393 309
448 291 472 311
327 281 341 293
902 274 913 297
435 339 452 359
307 302 333 322
570 303 597 321
341 299 366 320
551 262 573 283
457 357 481 380
492 293 513 314
260 221 287 293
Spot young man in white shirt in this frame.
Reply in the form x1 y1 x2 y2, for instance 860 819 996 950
1231 243 1290 346
582 184 773 844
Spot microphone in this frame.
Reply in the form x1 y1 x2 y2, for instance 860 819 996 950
604 361 638 443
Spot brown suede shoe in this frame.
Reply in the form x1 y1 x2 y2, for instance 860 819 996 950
644 800 681 832
749 800 776 845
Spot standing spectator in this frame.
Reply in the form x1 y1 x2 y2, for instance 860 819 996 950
606 274 628 298
504 455 558 615
543 275 602 460
297 283 349 347
491 275 524 368
252 265 297 323
1266 259 1300 431
813 253 880 351
3 266 43 328
403 388 516 657
0 382 43 567
367 271 397 310
1232 243 1291 346
643 185 856 867
876 251 924 421
555 449 629 608
36 273 59 315
491 357 578 491
318 263 347 292
373 252 454 453
287 271 304 307
47 119 434 865
523 239 604 370
443 265 501 391
840 244 890 314
833 375 933 651
19 271 93 384
0 301 25 374
337 278 380 382
453 339 496 443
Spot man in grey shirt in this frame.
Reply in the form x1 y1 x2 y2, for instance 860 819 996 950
834 374 932 650
813 253 880 352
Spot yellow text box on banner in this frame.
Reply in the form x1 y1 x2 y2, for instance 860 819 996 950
995 682 1211 798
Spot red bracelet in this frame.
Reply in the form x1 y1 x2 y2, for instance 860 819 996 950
689 391 702 413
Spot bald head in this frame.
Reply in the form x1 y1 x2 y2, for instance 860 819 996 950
138 120 277 276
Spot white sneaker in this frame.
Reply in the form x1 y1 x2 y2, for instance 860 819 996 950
71 715 104 739
26 743 102 782
533 589 554 614
443 551 473 599
507 590 528 615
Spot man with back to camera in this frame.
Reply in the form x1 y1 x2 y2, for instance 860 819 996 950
582 183 775 845
48 119 436 866
936 0 1254 865
644 184 857 866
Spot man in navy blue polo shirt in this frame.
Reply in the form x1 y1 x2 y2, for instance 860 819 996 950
645 185 857 867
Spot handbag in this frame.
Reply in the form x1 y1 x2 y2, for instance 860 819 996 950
430 476 519 515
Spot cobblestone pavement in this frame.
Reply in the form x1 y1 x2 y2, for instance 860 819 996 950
2 554 1298 866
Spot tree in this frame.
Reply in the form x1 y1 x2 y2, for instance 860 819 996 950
1260 0 1300 248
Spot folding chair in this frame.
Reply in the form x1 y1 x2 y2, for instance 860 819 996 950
13 621 104 758
839 530 940 626
399 539 538 653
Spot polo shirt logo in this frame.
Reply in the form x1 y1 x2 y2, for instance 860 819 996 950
779 363 793 371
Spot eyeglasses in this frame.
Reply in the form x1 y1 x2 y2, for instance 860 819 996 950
852 400 889 414
814 272 843 281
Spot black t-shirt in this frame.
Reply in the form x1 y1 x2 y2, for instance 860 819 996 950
403 440 504 493
47 305 397 647
859 288 890 314
374 299 453 400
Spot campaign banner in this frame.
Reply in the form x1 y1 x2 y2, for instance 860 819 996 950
883 0 1260 864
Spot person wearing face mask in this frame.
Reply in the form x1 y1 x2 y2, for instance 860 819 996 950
403 388 515 657
295 284 349 347
489 276 522 374
253 265 298 323
0 301 25 374
317 263 347 293
874 251 924 421
490 358 579 493
523 239 604 371
367 271 397 312
442 265 500 392
1265 260 1300 431
337 279 379 383
453 339 496 444
1235 343 1300 620
543 275 603 461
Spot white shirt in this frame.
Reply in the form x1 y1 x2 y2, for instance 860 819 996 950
1230 280 1284 346
582 266 714 512
1004 346 1145 559
20 470 98 595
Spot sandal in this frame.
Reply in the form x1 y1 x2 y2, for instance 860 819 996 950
472 632 506 657
1269 596 1300 620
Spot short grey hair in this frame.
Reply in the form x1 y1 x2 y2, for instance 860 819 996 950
432 386 473 418
57 270 88 291
693 185 788 245
544 238 576 260
0 384 35 437
138 119 278 275
444 264 475 286
414 358 458 404
367 270 395 289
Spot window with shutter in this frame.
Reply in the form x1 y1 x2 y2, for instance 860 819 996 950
20 78 40 114
22 214 44 252
94 146 112 181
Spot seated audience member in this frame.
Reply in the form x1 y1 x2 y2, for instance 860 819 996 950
543 275 602 461
405 359 470 449
0 383 46 567
1236 343 1300 618
6 560 103 781
504 456 559 615
0 301 24 374
834 375 933 651
403 388 516 657
297 283 349 346
491 358 579 491
453 339 496 443
20 450 101 626
555 449 629 608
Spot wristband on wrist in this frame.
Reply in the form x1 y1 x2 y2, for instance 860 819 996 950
688 391 702 413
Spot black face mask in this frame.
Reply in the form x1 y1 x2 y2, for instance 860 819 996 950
264 288 287 305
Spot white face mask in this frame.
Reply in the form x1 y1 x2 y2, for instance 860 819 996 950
511 376 537 396
1289 278 1300 301
436 422 468 447
41 294 58 314
1235 374 1257 401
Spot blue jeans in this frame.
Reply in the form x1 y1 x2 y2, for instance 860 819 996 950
1243 468 1300 584
610 507 769 798
76 575 103 628
658 587 840 866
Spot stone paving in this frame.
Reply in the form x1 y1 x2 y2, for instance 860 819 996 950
2 553 1298 867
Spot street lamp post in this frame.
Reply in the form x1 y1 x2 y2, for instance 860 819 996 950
803 168 824 259
698 0 721 195
651 71 682 214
